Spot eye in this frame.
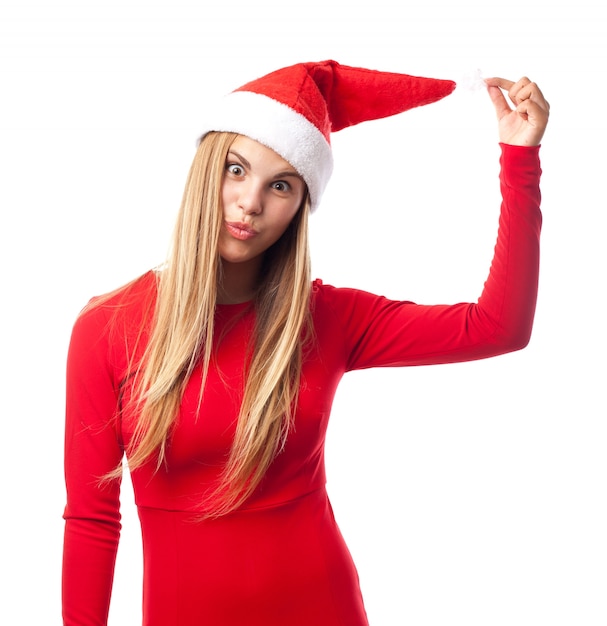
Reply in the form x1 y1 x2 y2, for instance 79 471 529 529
226 163 244 176
271 180 291 192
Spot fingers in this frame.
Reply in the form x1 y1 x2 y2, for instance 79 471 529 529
516 97 549 134
485 82 511 121
484 77 515 91
484 75 550 146
509 77 550 116
486 76 550 116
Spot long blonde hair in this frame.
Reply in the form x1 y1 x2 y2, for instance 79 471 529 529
122 131 313 517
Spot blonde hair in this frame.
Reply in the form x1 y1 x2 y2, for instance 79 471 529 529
121 131 313 517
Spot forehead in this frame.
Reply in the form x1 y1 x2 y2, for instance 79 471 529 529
230 135 298 173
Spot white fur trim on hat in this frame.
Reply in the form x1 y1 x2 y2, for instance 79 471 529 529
199 91 334 212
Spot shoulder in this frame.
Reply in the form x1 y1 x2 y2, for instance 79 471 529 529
312 278 385 304
80 270 157 314
311 278 343 312
311 278 398 326
72 270 158 344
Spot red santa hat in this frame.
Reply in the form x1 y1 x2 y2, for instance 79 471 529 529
199 60 456 211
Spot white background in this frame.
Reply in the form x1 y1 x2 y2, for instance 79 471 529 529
1 0 605 624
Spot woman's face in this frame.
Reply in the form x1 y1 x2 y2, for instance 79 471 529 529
218 135 306 269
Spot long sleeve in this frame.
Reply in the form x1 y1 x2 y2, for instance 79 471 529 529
315 143 543 370
62 305 124 626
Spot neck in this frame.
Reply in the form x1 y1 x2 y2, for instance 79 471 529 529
217 258 262 304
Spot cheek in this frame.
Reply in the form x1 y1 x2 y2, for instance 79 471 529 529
220 183 231 214
272 207 299 238
284 194 304 224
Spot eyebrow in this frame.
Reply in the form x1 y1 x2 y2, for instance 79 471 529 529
228 150 303 182
228 150 251 170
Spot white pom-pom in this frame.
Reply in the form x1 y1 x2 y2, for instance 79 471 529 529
458 69 486 93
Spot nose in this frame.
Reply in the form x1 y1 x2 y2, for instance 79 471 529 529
237 179 263 215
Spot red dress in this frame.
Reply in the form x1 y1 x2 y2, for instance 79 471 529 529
62 144 542 625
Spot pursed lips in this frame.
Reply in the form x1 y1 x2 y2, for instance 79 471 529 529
225 221 259 240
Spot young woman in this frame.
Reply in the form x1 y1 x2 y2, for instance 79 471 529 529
62 60 549 625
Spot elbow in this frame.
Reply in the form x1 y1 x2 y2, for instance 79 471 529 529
508 334 532 354
495 323 534 355
468 303 536 358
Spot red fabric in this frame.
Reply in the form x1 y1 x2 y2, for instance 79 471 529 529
235 60 456 138
62 144 542 625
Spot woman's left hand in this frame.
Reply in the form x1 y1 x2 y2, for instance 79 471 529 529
485 76 550 146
